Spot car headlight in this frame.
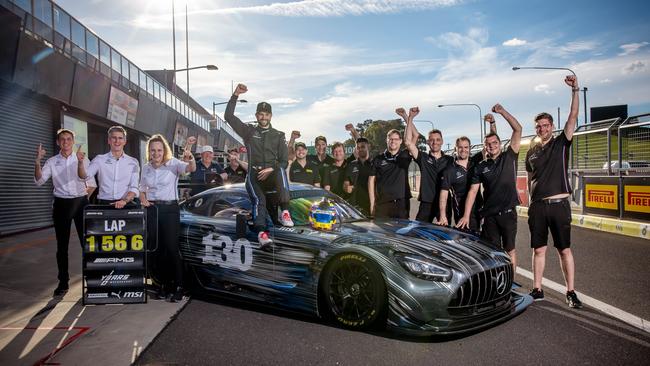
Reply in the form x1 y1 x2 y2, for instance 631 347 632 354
394 253 452 282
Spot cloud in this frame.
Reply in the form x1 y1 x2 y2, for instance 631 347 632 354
619 42 649 56
534 84 555 95
623 60 646 74
599 78 612 84
503 38 527 47
199 0 463 17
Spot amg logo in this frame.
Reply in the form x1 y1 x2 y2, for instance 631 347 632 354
627 192 650 206
100 270 131 286
93 257 135 263
588 190 615 203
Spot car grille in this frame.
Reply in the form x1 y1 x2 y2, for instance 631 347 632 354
448 264 513 309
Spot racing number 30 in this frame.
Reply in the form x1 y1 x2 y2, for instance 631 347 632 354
202 234 252 271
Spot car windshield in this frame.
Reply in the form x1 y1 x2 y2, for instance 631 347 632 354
288 192 365 226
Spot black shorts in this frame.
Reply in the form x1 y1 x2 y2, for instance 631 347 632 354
528 199 572 249
481 209 517 252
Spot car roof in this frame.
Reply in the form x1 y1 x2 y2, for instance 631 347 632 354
197 182 324 196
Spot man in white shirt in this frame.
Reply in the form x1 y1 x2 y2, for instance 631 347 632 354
35 128 97 296
77 125 140 208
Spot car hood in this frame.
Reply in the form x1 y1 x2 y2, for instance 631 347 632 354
331 219 511 272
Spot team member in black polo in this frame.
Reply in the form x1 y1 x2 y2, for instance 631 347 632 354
437 118 497 231
224 148 248 183
437 136 481 233
458 103 522 271
368 129 412 219
401 107 454 223
289 142 321 186
344 137 372 215
35 129 97 296
323 142 352 199
526 75 583 308
190 145 228 195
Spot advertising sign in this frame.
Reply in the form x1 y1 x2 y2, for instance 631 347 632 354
83 207 147 305
624 185 650 214
585 184 618 210
106 86 138 128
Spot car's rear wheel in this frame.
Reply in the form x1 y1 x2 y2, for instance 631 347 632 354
321 254 387 330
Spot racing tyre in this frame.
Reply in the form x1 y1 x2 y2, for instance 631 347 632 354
321 254 387 330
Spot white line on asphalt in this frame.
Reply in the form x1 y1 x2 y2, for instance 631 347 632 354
516 267 650 334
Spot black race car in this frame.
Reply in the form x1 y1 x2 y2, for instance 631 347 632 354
178 183 532 336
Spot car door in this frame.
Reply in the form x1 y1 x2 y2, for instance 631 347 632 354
181 190 284 302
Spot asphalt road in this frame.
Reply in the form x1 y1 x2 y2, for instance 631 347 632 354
137 213 650 365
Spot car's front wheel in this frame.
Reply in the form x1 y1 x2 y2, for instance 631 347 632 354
321 254 387 330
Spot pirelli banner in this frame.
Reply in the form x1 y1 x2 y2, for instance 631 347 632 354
621 177 650 221
83 207 147 305
583 176 650 221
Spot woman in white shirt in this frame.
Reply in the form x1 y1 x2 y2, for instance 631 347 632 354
140 134 196 301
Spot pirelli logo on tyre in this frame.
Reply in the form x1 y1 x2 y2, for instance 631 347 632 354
585 184 618 210
624 185 650 214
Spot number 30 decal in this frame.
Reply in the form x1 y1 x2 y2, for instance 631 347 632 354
201 234 253 271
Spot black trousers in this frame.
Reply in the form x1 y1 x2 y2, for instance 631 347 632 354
245 167 290 232
53 196 88 284
375 198 409 219
146 204 182 289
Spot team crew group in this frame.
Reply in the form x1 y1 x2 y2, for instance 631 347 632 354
35 74 582 309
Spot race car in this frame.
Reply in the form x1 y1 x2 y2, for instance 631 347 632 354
178 183 532 336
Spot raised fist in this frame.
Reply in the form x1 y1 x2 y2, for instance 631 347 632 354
492 103 505 114
76 144 85 161
395 107 407 118
234 83 248 96
291 130 301 140
409 106 420 117
345 123 355 131
36 143 46 161
565 75 578 89
484 113 495 123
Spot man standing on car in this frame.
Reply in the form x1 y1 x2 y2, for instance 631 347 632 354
457 104 522 272
35 129 96 296
401 107 454 223
225 84 294 247
525 75 583 308
368 128 412 219
77 125 139 208
190 145 228 195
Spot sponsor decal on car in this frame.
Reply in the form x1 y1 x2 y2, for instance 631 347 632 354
202 234 253 271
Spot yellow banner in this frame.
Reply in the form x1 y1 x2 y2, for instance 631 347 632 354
585 184 618 210
624 185 650 214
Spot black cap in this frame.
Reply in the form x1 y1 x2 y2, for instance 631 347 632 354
256 102 272 114
294 142 307 150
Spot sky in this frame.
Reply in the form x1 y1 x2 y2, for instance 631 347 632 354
57 0 650 148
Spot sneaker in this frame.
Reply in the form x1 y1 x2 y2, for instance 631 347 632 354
258 231 273 247
166 287 184 303
529 288 544 301
53 282 69 297
279 210 294 227
566 290 583 309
